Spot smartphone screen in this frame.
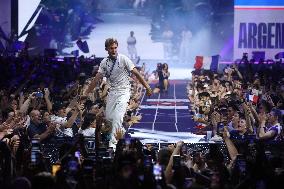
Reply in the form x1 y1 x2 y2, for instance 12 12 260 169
173 155 181 170
31 138 40 164
75 151 81 159
144 155 152 168
31 138 40 151
31 151 37 164
236 155 246 174
184 178 193 188
153 163 162 180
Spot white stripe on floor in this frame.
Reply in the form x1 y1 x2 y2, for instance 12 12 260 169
174 83 179 132
152 93 160 131
140 105 188 109
147 99 189 102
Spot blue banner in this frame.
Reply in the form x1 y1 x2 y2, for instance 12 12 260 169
235 0 284 6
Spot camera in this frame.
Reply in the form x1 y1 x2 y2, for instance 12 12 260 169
241 52 249 63
34 91 43 98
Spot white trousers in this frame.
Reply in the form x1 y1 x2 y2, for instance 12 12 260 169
105 89 131 143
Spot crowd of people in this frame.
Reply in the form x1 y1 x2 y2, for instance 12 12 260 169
7 0 101 55
186 61 284 187
1 38 284 188
188 62 284 142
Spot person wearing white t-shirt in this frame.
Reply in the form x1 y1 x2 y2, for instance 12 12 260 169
179 27 192 63
78 113 96 137
83 38 152 148
127 31 137 60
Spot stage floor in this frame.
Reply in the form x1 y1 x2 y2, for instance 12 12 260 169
129 79 206 143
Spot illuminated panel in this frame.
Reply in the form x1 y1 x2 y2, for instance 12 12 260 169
18 0 41 40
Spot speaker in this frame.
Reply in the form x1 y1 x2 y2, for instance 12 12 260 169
252 51 265 62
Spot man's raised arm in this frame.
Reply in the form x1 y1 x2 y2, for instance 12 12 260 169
131 68 152 96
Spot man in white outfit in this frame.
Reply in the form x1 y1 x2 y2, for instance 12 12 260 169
179 27 192 63
83 38 152 148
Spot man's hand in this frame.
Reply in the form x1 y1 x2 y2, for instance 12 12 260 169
44 88 50 98
176 141 184 149
114 128 125 140
223 126 230 140
29 92 36 100
146 87 152 96
258 113 267 125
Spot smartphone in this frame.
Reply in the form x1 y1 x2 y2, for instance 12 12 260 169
181 144 187 155
153 163 162 180
184 178 193 188
31 150 38 164
51 164 61 176
102 156 111 164
82 159 94 175
75 151 81 159
31 138 40 151
107 147 114 158
86 140 96 152
125 137 131 145
217 122 224 135
236 155 246 174
144 155 152 168
173 155 181 170
31 138 40 164
68 159 79 172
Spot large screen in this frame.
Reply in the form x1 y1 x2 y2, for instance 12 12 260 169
18 0 42 41
17 0 234 63
234 0 284 60
0 0 11 49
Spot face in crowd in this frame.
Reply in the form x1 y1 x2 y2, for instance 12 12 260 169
30 110 42 125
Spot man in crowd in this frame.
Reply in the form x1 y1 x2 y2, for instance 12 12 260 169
27 110 55 142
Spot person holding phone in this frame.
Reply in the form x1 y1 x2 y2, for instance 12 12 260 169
164 141 184 184
83 38 152 148
258 108 283 141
